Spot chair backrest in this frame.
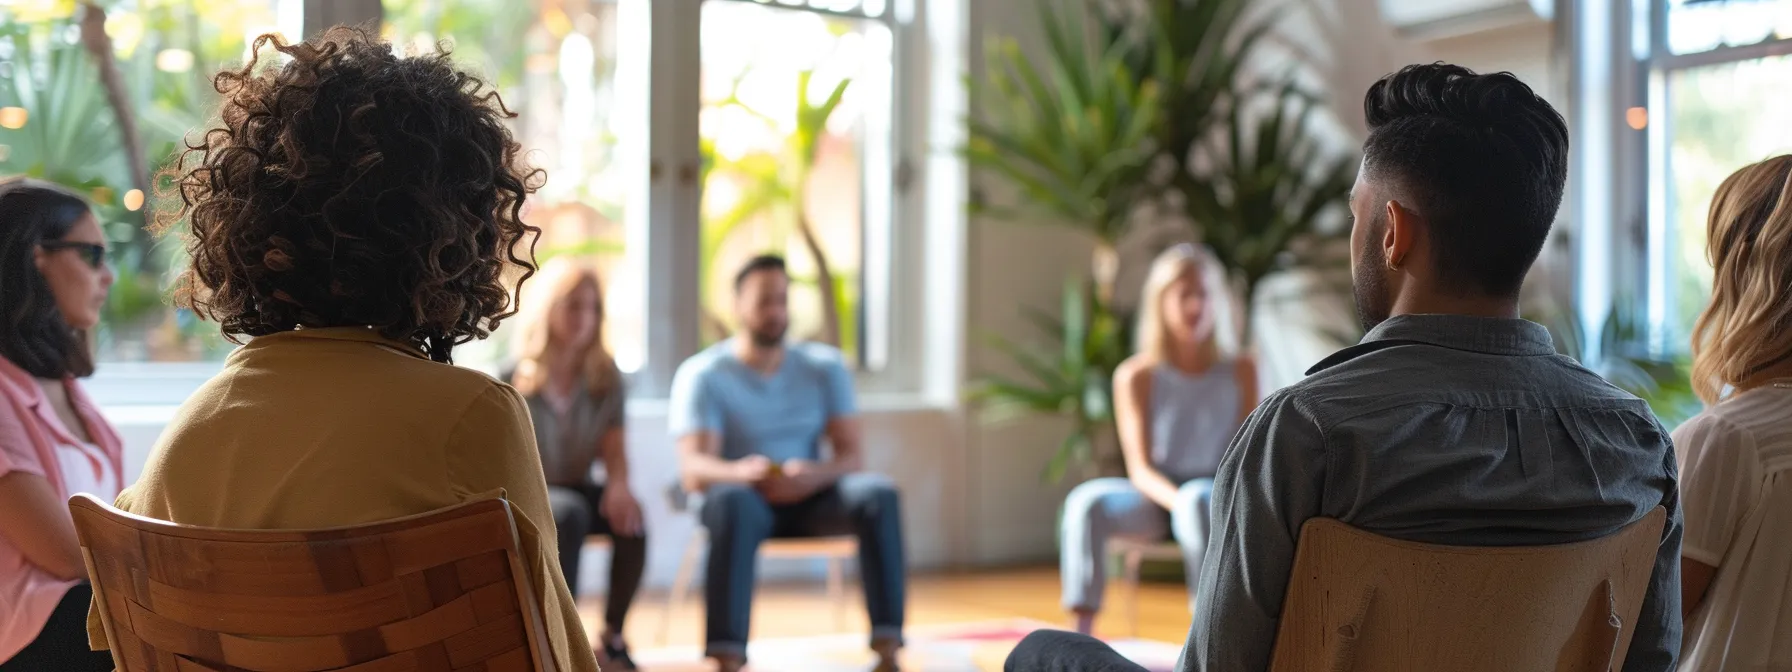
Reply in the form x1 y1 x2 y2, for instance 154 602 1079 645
70 493 559 672
1268 507 1666 672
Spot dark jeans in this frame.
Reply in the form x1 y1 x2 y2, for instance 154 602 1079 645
1 583 113 671
1005 630 1150 672
548 480 647 635
700 472 906 658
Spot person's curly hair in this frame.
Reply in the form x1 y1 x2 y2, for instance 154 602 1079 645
157 26 543 363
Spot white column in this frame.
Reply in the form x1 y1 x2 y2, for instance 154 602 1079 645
1568 0 1646 362
639 0 703 396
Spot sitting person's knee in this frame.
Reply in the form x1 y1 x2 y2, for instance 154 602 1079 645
1063 479 1131 524
702 484 772 526
843 472 899 499
549 489 593 527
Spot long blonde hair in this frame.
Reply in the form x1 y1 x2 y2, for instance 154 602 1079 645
1135 243 1238 364
1691 154 1792 403
510 257 620 396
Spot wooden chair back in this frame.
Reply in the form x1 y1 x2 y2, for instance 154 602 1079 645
69 493 558 672
1268 507 1666 672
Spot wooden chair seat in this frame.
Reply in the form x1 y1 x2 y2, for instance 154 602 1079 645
70 493 559 672
1268 507 1667 672
656 531 860 645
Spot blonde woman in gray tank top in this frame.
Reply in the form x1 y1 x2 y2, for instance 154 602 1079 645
1060 244 1258 635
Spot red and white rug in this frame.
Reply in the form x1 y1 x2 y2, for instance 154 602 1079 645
628 619 1181 671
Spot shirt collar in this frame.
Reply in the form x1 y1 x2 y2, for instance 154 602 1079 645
249 326 430 360
0 355 42 408
1306 314 1557 375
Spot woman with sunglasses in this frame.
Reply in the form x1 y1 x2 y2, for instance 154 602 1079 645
0 178 120 671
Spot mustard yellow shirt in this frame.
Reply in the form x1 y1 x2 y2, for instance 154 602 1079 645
87 327 598 672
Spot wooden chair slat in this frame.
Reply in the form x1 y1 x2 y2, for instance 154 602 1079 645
377 581 499 652
142 572 410 636
468 570 522 624
443 613 529 669
382 517 516 575
125 598 226 663
453 551 512 594
756 537 857 558
329 648 429 672
71 495 556 672
172 654 230 672
456 646 532 672
137 565 336 598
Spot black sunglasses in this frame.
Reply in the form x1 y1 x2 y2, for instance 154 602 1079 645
40 241 108 269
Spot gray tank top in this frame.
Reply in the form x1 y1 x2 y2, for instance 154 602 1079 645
1149 360 1242 483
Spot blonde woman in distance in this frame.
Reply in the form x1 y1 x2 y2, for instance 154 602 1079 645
507 257 645 670
1058 243 1258 635
1675 154 1792 671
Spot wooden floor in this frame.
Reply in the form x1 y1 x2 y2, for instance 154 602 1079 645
581 566 1193 648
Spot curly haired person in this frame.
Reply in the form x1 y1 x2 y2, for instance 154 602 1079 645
84 28 600 672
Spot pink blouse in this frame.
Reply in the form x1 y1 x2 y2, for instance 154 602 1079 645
0 355 123 662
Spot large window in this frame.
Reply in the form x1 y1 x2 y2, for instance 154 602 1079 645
1663 55 1792 330
381 0 649 375
1646 0 1792 343
0 0 917 395
0 0 296 362
698 0 895 370
1664 0 1792 54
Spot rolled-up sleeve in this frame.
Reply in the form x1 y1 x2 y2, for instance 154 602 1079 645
1181 388 1328 672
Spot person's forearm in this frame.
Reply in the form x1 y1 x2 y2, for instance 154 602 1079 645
600 434 629 487
682 452 749 490
1129 466 1181 511
817 447 863 483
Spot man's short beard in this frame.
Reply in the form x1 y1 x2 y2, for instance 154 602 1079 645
1353 220 1395 333
748 327 786 349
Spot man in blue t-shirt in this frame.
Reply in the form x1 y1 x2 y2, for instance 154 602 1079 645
670 254 906 672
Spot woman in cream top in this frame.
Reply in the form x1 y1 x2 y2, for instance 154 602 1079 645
87 28 597 672
1676 155 1792 671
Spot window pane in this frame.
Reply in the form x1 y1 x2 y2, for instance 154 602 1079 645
1667 55 1792 331
0 0 294 362
699 0 894 367
382 0 648 375
1667 0 1792 55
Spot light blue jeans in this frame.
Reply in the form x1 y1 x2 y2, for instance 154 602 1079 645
1060 476 1214 613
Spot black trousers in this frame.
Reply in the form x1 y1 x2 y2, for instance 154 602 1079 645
548 480 647 634
1004 629 1151 672
1 583 113 671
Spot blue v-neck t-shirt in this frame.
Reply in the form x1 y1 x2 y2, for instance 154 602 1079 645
668 341 857 463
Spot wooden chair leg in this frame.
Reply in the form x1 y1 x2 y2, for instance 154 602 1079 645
661 533 703 646
1123 549 1144 638
827 556 847 629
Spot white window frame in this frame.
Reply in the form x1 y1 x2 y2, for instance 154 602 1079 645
1638 0 1792 352
1567 0 1792 357
91 0 934 404
644 0 924 397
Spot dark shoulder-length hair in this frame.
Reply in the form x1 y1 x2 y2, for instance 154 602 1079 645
0 178 96 378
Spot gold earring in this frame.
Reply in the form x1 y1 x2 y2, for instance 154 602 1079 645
1387 256 1403 272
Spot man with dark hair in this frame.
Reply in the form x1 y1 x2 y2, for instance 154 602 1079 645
1006 64 1680 672
670 254 907 672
